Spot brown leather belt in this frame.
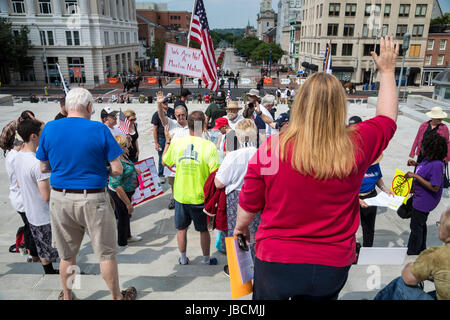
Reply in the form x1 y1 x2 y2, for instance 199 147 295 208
52 187 105 194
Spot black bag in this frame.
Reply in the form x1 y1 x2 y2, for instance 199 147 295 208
397 196 413 219
444 163 449 189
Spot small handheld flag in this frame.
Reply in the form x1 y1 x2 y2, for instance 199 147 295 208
118 109 131 135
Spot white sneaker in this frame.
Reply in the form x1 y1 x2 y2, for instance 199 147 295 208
128 235 142 243
119 245 128 251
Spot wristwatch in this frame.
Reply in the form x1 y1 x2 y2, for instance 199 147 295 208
256 110 262 116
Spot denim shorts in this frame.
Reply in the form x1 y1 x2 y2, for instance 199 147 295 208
174 200 207 232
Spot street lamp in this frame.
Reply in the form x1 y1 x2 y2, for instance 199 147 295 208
269 47 272 77
32 24 50 87
397 32 410 99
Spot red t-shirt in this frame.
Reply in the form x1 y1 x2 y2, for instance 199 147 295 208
239 116 397 267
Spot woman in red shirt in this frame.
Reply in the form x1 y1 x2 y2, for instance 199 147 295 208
234 37 400 300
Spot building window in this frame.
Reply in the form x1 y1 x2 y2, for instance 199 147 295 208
399 4 410 17
372 25 380 37
100 0 105 15
318 24 321 36
67 57 86 83
364 4 371 16
345 3 356 16
66 31 72 45
104 31 109 45
12 0 25 13
415 4 427 17
363 44 380 56
38 0 52 14
437 55 444 65
327 24 338 36
126 32 130 44
73 31 80 45
412 25 424 37
40 31 47 46
320 4 323 17
47 31 54 45
342 44 353 56
396 24 408 37
384 4 391 17
44 57 59 84
381 24 389 37
114 32 118 45
331 43 337 56
427 40 434 50
343 24 354 37
409 44 421 57
121 32 124 44
65 0 78 14
440 40 447 51
329 3 340 16
363 24 369 37
425 55 432 65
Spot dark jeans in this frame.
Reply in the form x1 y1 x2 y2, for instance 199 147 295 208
407 207 430 255
157 136 166 177
252 257 351 300
18 212 38 257
108 189 134 246
359 189 378 247
374 277 436 300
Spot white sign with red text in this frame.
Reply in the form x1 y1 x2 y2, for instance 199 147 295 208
163 43 202 78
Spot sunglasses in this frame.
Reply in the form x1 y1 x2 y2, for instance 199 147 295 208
129 118 137 121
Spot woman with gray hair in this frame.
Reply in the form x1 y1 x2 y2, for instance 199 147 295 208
214 119 261 276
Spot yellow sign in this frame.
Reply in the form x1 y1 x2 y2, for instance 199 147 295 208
225 237 253 299
390 168 413 204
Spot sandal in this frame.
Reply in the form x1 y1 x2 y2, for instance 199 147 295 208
58 290 75 300
121 287 137 300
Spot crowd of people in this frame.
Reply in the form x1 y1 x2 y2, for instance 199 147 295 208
1 37 449 301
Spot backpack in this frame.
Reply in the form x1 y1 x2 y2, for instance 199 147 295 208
276 90 281 98
9 226 25 253
286 90 291 97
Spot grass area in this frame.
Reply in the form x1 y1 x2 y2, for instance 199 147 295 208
445 118 450 123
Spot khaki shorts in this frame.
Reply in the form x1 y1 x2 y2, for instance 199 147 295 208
50 189 118 261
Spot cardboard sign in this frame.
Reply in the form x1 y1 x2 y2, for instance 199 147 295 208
280 78 291 85
163 43 202 78
390 168 413 205
131 157 164 207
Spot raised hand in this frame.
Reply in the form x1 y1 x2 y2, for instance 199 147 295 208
371 36 399 75
156 91 165 104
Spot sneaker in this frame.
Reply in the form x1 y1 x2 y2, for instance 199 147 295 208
168 199 175 210
178 257 190 265
119 245 128 251
202 257 218 265
128 235 142 243
223 265 230 277
121 287 137 300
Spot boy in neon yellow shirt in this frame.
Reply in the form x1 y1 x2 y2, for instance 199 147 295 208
163 111 220 265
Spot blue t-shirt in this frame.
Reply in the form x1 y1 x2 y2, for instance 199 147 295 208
360 163 382 193
36 117 123 189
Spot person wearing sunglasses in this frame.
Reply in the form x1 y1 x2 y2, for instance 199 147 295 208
123 109 139 163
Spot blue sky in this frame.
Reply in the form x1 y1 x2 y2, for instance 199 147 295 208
136 0 450 29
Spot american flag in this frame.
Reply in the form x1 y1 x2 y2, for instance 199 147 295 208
226 78 232 101
56 63 71 95
118 109 131 135
189 0 218 91
323 40 333 74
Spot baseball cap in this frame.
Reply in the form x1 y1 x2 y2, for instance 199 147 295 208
275 113 290 128
348 116 362 125
163 97 170 104
213 117 229 130
101 106 118 119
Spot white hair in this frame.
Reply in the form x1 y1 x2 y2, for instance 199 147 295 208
261 94 275 107
235 119 257 145
65 88 93 112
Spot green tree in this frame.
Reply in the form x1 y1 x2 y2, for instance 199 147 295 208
250 42 285 63
0 18 34 84
146 38 166 67
235 36 262 57
430 12 450 26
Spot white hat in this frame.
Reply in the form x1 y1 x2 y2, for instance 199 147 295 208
426 107 447 119
261 94 276 107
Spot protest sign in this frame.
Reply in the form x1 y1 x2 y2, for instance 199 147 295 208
390 168 413 205
131 157 164 207
163 43 202 78
225 237 253 299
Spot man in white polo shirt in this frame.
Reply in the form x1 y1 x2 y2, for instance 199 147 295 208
101 106 126 137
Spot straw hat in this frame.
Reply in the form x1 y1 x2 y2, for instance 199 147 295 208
247 89 260 98
426 107 447 119
225 101 242 110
